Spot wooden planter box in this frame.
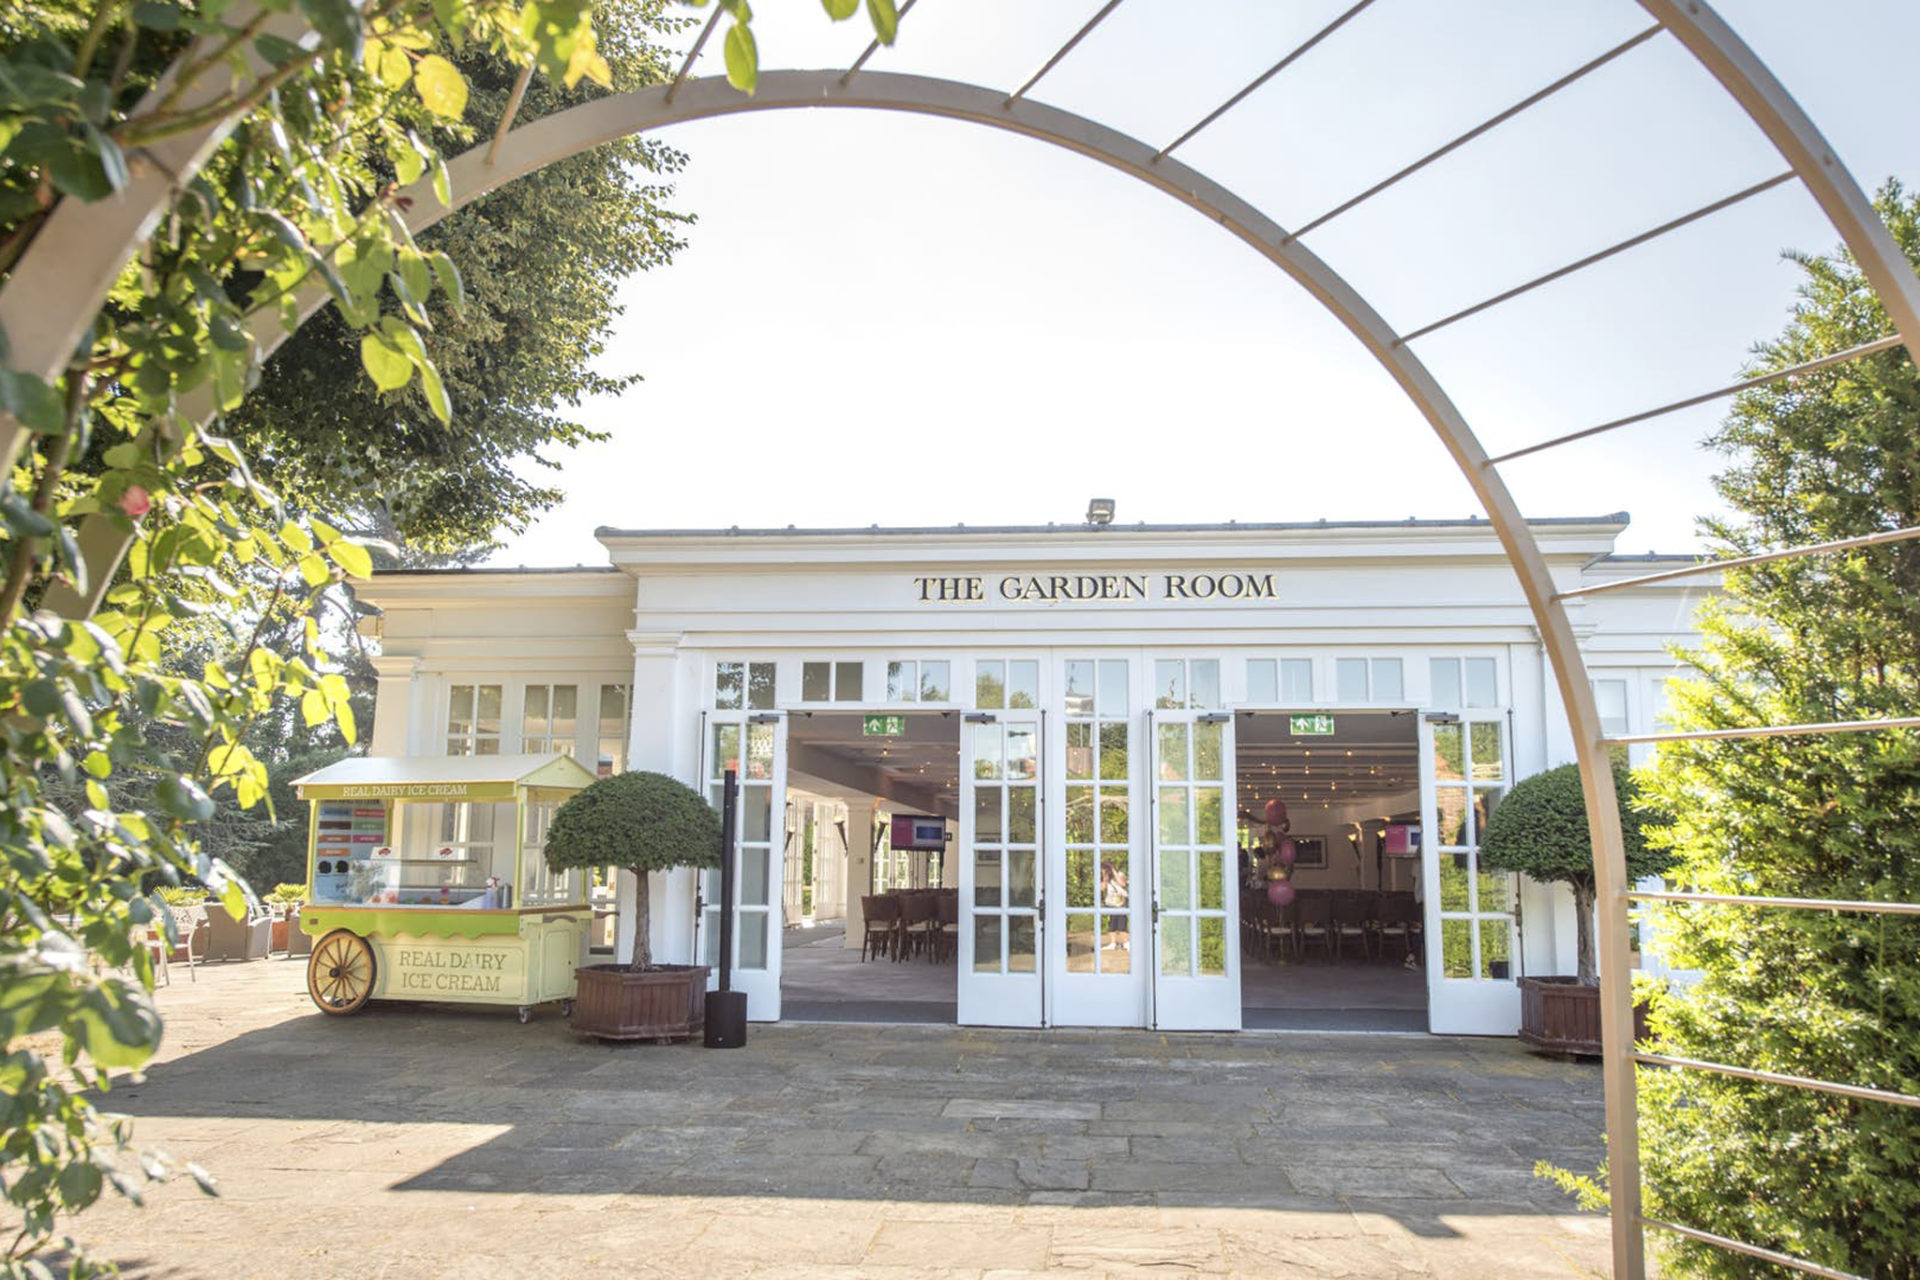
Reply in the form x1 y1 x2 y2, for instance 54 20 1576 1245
1518 976 1651 1057
570 964 709 1042
270 917 290 953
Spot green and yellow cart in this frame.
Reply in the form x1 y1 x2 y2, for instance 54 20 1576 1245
292 753 601 1022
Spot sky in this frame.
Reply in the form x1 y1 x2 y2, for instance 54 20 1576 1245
484 0 1920 568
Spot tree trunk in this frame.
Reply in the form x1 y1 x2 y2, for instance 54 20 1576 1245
628 868 652 972
1573 881 1597 986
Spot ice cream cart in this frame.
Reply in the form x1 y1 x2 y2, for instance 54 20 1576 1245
292 754 601 1021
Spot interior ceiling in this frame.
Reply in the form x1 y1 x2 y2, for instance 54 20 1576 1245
1235 709 1418 818
788 710 961 811
783 709 1419 820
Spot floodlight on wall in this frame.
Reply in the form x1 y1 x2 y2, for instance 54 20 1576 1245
1086 498 1115 525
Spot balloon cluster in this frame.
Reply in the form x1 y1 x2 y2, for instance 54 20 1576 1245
1261 798 1297 906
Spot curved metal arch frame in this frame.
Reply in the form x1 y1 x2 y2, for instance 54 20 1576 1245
4 6 1920 1276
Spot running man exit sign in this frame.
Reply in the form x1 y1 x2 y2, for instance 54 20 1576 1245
863 715 907 737
1289 714 1336 736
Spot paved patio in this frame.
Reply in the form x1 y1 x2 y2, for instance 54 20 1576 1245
53 961 1609 1277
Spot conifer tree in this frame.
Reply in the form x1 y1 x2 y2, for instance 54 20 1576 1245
1633 181 1920 1277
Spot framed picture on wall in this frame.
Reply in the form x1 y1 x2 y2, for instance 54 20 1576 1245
1292 837 1326 869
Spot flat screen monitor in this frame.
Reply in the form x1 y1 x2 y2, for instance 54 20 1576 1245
890 815 947 851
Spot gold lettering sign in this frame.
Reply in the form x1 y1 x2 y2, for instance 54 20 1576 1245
912 572 1277 604
383 942 527 1000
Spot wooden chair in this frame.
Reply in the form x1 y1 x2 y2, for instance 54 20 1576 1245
932 892 958 963
860 894 900 962
1331 891 1373 961
897 891 936 961
1294 892 1334 960
1375 893 1422 965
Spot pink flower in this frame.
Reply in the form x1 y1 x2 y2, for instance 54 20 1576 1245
118 486 151 519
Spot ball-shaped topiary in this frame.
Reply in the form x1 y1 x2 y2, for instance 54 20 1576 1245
545 771 721 970
1477 762 1671 985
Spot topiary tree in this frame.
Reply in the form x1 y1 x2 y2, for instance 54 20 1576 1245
543 771 720 971
1478 762 1670 985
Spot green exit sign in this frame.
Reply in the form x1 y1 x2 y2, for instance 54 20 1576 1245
1289 714 1336 736
863 715 907 737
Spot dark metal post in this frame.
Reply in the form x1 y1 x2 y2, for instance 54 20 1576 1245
705 768 747 1047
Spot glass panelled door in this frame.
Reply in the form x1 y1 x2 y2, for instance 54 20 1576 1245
1420 713 1520 1034
1051 657 1143 1026
959 658 1044 1027
1148 709 1240 1030
697 710 787 1021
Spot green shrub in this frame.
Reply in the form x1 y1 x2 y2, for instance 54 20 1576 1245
266 884 310 905
155 887 208 906
1477 762 1669 984
545 771 721 970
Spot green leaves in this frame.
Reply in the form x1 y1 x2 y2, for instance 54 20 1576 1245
359 333 412 391
722 16 758 96
866 0 899 44
154 776 216 823
413 54 468 119
821 0 858 19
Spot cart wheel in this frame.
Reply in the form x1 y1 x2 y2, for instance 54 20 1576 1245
517 1006 532 1025
307 930 376 1016
559 999 575 1017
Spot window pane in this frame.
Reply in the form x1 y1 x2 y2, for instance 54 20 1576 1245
1193 721 1223 780
1478 918 1512 980
1439 850 1471 910
1470 722 1505 780
1098 660 1128 718
746 723 775 780
551 685 577 737
1280 659 1313 702
1198 849 1225 909
1008 788 1036 843
1465 658 1498 708
741 848 769 905
1160 916 1192 977
1432 723 1465 783
835 662 863 702
1430 659 1461 708
1006 727 1037 780
1371 659 1403 704
523 685 549 737
1007 849 1036 908
1154 660 1185 710
973 725 1003 781
887 661 914 702
1199 918 1227 977
1100 795 1128 844
448 685 474 733
1067 848 1095 908
715 663 743 710
974 787 1002 842
1158 786 1189 847
976 661 1005 709
1098 722 1128 781
1476 868 1511 914
475 686 502 735
1157 722 1189 782
1007 661 1039 710
711 723 741 780
973 915 1002 973
1160 848 1192 909
743 785 772 842
974 853 1002 909
1336 659 1368 702
747 663 776 710
740 913 769 970
1442 918 1473 978
1594 679 1629 735
1194 787 1223 845
1473 786 1504 843
1189 660 1220 710
1247 659 1277 704
802 662 831 702
1437 790 1468 847
1066 723 1094 780
1065 786 1094 844
920 661 950 702
1007 917 1036 973
1063 661 1095 717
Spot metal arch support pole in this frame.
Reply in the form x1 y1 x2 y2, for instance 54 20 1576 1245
30 101 1658 1280
1641 0 1920 364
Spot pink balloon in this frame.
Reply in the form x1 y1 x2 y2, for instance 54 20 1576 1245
1266 880 1296 907
1276 837 1297 868
1263 798 1290 829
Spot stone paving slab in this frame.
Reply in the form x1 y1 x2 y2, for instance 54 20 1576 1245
17 962 1610 1277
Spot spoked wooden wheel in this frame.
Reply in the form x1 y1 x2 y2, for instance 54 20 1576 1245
307 930 376 1015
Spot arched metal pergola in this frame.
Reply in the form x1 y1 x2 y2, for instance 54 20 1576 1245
3 3 1919 1275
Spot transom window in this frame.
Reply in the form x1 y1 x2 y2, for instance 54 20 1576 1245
715 661 775 710
1430 657 1500 708
885 659 951 703
1153 658 1221 709
522 684 578 756
1335 657 1403 703
445 684 502 756
1246 658 1313 704
974 659 1039 710
801 661 864 703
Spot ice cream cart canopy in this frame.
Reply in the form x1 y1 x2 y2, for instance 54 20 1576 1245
293 753 599 802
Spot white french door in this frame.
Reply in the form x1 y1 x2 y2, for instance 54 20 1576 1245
1148 709 1241 1031
1419 712 1520 1034
696 711 787 1021
958 708 1045 1027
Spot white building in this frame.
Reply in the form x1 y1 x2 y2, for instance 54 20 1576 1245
358 513 1705 1037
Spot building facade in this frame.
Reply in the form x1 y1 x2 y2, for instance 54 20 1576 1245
359 515 1706 1036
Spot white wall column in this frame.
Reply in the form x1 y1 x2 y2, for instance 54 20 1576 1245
618 629 691 966
368 655 420 757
